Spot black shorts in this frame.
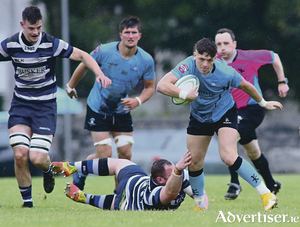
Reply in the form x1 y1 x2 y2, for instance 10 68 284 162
8 96 57 135
237 104 265 145
84 105 133 132
187 105 238 136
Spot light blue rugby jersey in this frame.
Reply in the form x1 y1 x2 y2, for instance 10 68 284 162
122 169 190 210
171 56 242 123
0 31 73 101
87 42 155 115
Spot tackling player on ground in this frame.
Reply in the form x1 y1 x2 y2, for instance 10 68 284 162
51 150 208 211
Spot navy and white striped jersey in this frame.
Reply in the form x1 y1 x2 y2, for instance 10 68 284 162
0 31 73 101
122 169 190 210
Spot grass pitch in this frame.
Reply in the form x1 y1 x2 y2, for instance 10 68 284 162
0 174 299 227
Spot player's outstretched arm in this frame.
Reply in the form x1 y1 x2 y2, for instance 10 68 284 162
238 78 283 111
159 151 192 205
68 47 112 89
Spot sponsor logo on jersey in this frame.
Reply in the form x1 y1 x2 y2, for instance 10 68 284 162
94 45 101 54
178 64 189 73
25 46 35 51
17 66 47 75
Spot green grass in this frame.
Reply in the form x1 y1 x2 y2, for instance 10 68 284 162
0 174 299 227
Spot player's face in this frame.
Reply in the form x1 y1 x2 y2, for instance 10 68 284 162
158 164 174 186
194 51 216 74
215 32 237 61
119 26 142 49
21 20 43 45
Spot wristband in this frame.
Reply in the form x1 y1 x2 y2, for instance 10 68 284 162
172 170 182 177
278 78 288 85
66 83 75 93
135 97 142 106
258 98 267 107
179 90 188 100
173 165 182 176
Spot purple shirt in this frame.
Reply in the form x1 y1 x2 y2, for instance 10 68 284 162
217 49 274 110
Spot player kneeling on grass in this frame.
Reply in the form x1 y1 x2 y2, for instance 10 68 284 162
52 150 208 210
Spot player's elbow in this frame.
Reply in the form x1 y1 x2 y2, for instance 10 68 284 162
156 81 168 94
161 191 179 205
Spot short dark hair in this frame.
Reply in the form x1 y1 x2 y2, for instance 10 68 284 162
216 28 235 42
194 38 217 58
22 6 42 24
151 159 172 179
119 16 141 33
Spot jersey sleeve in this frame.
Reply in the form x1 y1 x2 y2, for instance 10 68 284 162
244 49 273 69
0 40 12 61
54 38 74 58
230 69 243 88
142 57 156 81
90 45 102 64
171 56 194 79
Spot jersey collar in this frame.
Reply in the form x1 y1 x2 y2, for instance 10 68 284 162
19 31 42 53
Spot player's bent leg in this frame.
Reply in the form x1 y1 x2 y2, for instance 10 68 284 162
230 156 278 210
243 140 280 193
30 134 54 193
73 136 113 191
61 158 114 176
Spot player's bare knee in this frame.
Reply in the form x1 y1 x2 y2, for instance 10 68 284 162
30 153 49 167
14 151 29 167
118 149 132 160
221 155 236 166
245 150 260 160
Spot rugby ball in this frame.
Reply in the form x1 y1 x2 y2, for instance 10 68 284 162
171 75 199 105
